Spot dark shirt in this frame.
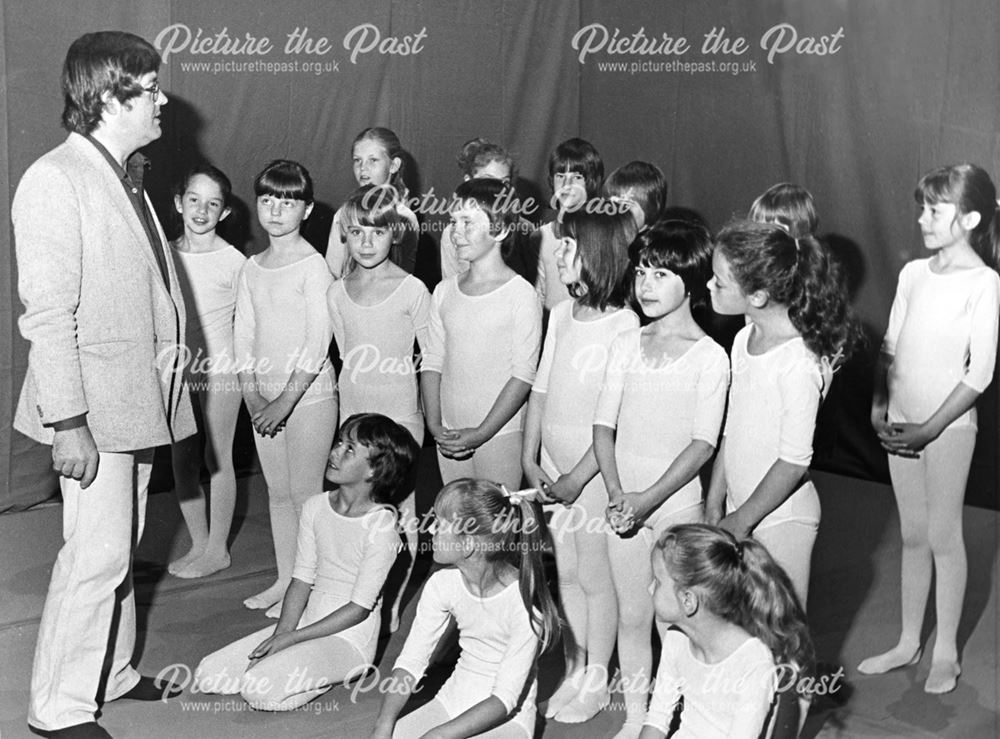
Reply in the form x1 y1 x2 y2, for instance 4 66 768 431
85 134 170 286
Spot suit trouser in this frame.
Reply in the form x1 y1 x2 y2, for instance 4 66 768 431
29 449 152 730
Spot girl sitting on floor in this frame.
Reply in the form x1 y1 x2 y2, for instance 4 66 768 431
193 414 419 711
640 523 813 739
371 480 560 739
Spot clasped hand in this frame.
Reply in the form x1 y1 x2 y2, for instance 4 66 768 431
432 425 483 459
874 418 934 459
250 397 294 437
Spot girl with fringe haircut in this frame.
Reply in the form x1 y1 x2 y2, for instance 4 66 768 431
641 523 814 739
371 480 560 739
521 207 638 723
594 220 730 737
325 127 420 278
706 220 859 608
326 184 431 632
859 164 1000 693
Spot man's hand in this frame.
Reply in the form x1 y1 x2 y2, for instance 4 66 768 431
52 425 100 488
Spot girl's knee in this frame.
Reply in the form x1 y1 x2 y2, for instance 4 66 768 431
617 600 653 630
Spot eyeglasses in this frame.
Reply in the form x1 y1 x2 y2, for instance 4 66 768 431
141 81 160 99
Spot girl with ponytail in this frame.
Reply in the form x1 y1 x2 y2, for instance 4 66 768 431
641 523 814 739
705 220 858 607
860 164 1000 693
372 479 559 739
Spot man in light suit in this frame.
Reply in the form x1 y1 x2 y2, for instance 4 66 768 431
13 32 194 738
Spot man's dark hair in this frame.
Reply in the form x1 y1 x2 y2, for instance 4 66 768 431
61 31 161 135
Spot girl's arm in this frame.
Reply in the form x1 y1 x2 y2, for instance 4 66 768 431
445 283 542 453
252 367 320 435
233 266 267 415
427 601 540 739
704 438 728 526
377 572 454 735
522 307 560 492
720 460 808 538
591 335 628 508
622 440 715 525
419 286 454 443
642 631 683 738
370 667 420 738
422 698 510 739
444 378 531 454
549 447 600 505
624 350 728 525
870 350 892 435
253 262 334 434
721 355 821 538
522 391 554 492
884 271 1000 454
593 424 623 504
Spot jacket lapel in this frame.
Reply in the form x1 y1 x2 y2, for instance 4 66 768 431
67 133 174 301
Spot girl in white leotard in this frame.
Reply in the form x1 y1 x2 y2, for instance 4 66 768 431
371 479 561 739
168 164 244 579
859 164 1000 694
705 221 858 610
594 220 730 738
327 184 430 633
194 414 419 711
521 207 637 724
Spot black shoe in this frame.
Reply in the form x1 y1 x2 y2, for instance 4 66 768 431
116 675 184 702
28 721 112 738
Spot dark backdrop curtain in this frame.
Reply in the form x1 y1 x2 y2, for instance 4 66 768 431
3 0 998 511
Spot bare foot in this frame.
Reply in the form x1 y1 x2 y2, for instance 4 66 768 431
264 601 282 619
924 660 960 694
243 582 288 610
544 668 585 718
174 552 231 579
168 545 205 575
857 644 921 675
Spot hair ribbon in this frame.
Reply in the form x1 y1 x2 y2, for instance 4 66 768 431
499 484 540 505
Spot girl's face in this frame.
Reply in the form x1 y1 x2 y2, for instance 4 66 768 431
344 221 394 269
324 434 373 488
708 250 749 315
450 201 498 263
430 504 468 565
553 169 587 211
554 235 582 286
635 262 687 319
917 200 969 252
352 138 400 187
609 187 646 229
174 174 230 235
257 194 312 238
472 160 512 183
651 553 687 624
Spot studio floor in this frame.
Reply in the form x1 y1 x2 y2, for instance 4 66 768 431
0 454 997 738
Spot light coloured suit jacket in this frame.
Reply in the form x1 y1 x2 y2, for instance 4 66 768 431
12 133 195 451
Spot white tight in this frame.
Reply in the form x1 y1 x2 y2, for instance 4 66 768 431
886 426 976 660
549 502 618 677
194 622 367 711
753 519 818 610
607 503 702 724
392 698 530 739
437 431 523 490
171 378 242 555
253 397 338 585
